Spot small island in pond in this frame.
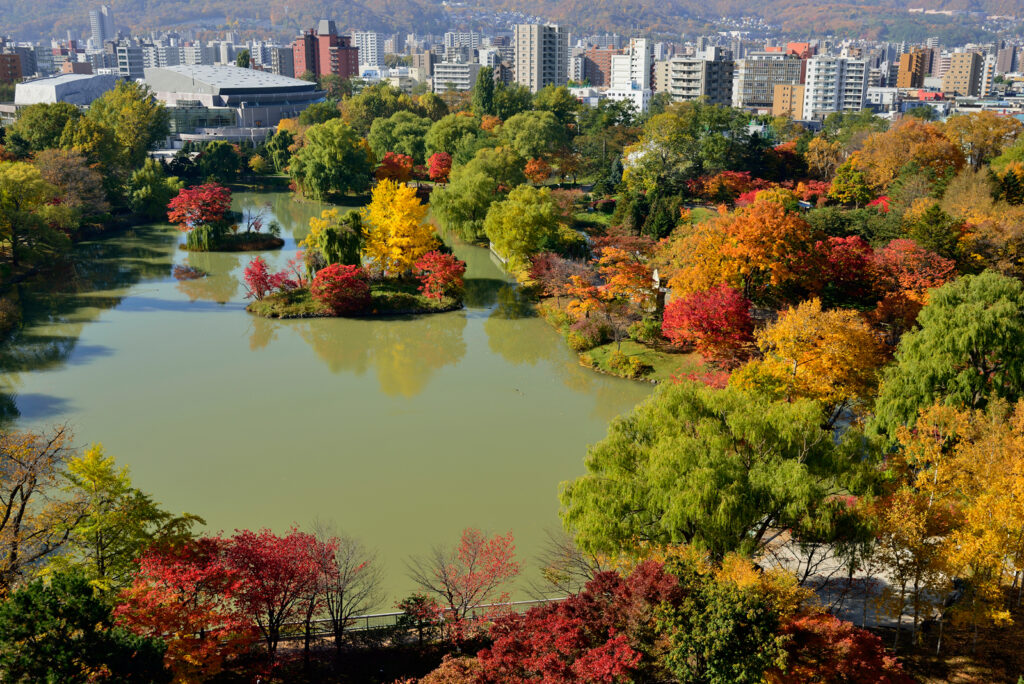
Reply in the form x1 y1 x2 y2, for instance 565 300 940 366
169 183 285 252
243 179 465 319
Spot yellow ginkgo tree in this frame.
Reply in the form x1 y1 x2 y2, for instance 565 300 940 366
361 178 438 276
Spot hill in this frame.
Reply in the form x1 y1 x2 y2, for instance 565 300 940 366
2 0 1017 43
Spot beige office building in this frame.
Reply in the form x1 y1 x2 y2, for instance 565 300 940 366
896 50 926 89
513 23 568 93
772 83 805 119
942 51 983 96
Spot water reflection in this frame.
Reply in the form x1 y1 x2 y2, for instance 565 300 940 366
291 311 468 398
175 253 241 304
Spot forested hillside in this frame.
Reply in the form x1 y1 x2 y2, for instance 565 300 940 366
2 0 1018 42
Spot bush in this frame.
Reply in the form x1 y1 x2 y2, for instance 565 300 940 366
607 350 652 379
628 317 663 345
566 318 606 352
310 264 371 314
538 300 573 330
414 250 466 301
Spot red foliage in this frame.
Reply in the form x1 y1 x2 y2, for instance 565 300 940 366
529 252 593 300
115 538 256 682
310 263 371 314
590 225 655 256
166 183 232 230
474 561 681 683
662 284 754 368
414 251 466 300
870 239 957 303
689 171 771 203
770 613 913 684
796 180 832 203
376 152 414 183
866 195 891 212
224 527 332 658
814 235 875 300
524 157 552 184
671 369 732 389
243 256 297 301
428 152 453 184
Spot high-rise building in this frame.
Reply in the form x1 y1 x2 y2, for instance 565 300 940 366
116 43 143 80
89 5 115 47
444 32 480 50
996 45 1017 74
352 31 384 67
581 47 620 87
665 48 734 106
626 38 653 90
802 56 867 119
942 51 983 96
732 52 804 110
0 54 22 83
292 21 359 80
432 61 481 91
980 53 997 96
411 51 435 81
513 23 568 93
896 50 927 88
772 83 805 119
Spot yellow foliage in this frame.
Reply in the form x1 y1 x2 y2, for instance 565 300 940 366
361 179 437 275
903 196 939 222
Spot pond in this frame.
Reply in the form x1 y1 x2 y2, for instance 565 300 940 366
0 190 653 602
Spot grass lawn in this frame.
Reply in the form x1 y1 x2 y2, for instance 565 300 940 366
687 206 720 223
247 280 461 319
584 339 704 383
572 210 614 234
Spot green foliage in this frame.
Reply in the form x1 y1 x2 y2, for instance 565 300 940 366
431 146 526 242
85 80 169 170
289 118 373 199
341 82 422 136
424 113 482 159
906 204 961 259
870 270 1024 439
560 381 871 559
197 140 239 184
484 184 561 270
492 82 533 121
0 161 71 268
367 110 432 163
305 208 363 273
6 102 80 154
500 110 567 160
127 159 183 220
804 206 902 246
534 85 579 126
828 160 874 207
235 49 250 68
265 128 294 173
820 109 889 145
0 571 169 683
658 558 787 684
472 66 495 117
418 92 449 121
298 100 341 126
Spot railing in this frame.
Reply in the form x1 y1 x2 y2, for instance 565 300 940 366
277 597 565 642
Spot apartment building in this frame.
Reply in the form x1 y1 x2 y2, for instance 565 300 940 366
802 56 867 119
942 51 983 96
513 23 568 93
772 83 805 119
732 52 804 110
293 21 359 80
432 61 481 91
352 31 384 68
896 50 926 88
665 50 734 105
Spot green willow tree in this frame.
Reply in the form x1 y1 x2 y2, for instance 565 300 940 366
127 159 183 220
560 381 872 559
870 270 1024 440
367 110 432 163
289 118 373 200
431 146 526 242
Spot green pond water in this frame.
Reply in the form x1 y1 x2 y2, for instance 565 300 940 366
0 190 652 603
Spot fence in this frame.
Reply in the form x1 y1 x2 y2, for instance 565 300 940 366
277 597 565 642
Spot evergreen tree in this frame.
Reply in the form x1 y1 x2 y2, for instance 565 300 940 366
472 66 495 117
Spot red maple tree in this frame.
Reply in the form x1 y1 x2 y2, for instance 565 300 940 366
376 152 414 183
414 251 466 300
166 183 232 230
243 256 297 301
310 264 371 314
814 235 875 302
662 284 754 368
115 538 256 682
524 157 552 185
428 152 453 184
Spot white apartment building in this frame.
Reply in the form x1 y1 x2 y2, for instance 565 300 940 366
802 56 867 119
432 61 482 91
353 31 385 67
513 23 568 92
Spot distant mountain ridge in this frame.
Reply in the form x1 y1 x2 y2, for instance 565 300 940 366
2 0 1020 43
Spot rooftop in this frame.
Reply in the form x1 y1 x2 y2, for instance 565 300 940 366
144 65 316 94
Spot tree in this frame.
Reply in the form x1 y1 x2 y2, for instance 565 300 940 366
128 159 183 220
361 178 438 275
805 136 843 179
500 110 567 160
248 153 269 175
428 151 452 184
289 118 373 199
560 381 869 559
339 82 421 136
852 119 964 192
492 82 533 120
375 151 414 183
407 527 519 639
906 204 963 260
302 208 362 271
196 140 239 184
524 157 551 184
814 235 875 307
0 571 169 683
298 100 342 126
769 613 912 683
472 66 495 117
310 264 371 314
566 246 653 351
431 146 526 242
661 285 754 368
418 92 449 121
0 161 69 268
0 427 85 593
115 538 254 683
424 113 482 158
367 110 432 163
731 298 886 425
414 251 466 300
871 270 1024 439
54 445 201 591
484 184 560 270
943 110 1022 170
58 116 120 178
224 528 328 659
828 160 874 207
166 183 232 230
5 102 80 153
534 85 579 127
85 80 169 169
235 49 250 68
265 128 294 173
33 148 109 228
242 256 296 301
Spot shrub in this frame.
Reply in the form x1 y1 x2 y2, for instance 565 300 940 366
566 318 606 352
608 350 651 378
538 300 573 330
414 251 466 301
629 316 663 345
310 264 371 314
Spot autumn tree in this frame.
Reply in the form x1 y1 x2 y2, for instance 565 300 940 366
166 183 232 230
302 208 362 272
528 252 592 304
115 538 255 682
414 251 466 301
361 178 438 275
84 80 170 170
0 161 70 268
828 160 874 207
431 146 527 242
483 184 560 270
870 270 1024 439
661 285 754 368
33 149 109 229
805 136 843 179
428 152 452 184
0 427 85 593
731 299 885 425
310 264 372 314
852 119 964 192
375 151 414 183
5 102 81 154
943 110 1022 170
567 246 652 350
560 381 870 559
524 157 552 184
407 527 519 639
